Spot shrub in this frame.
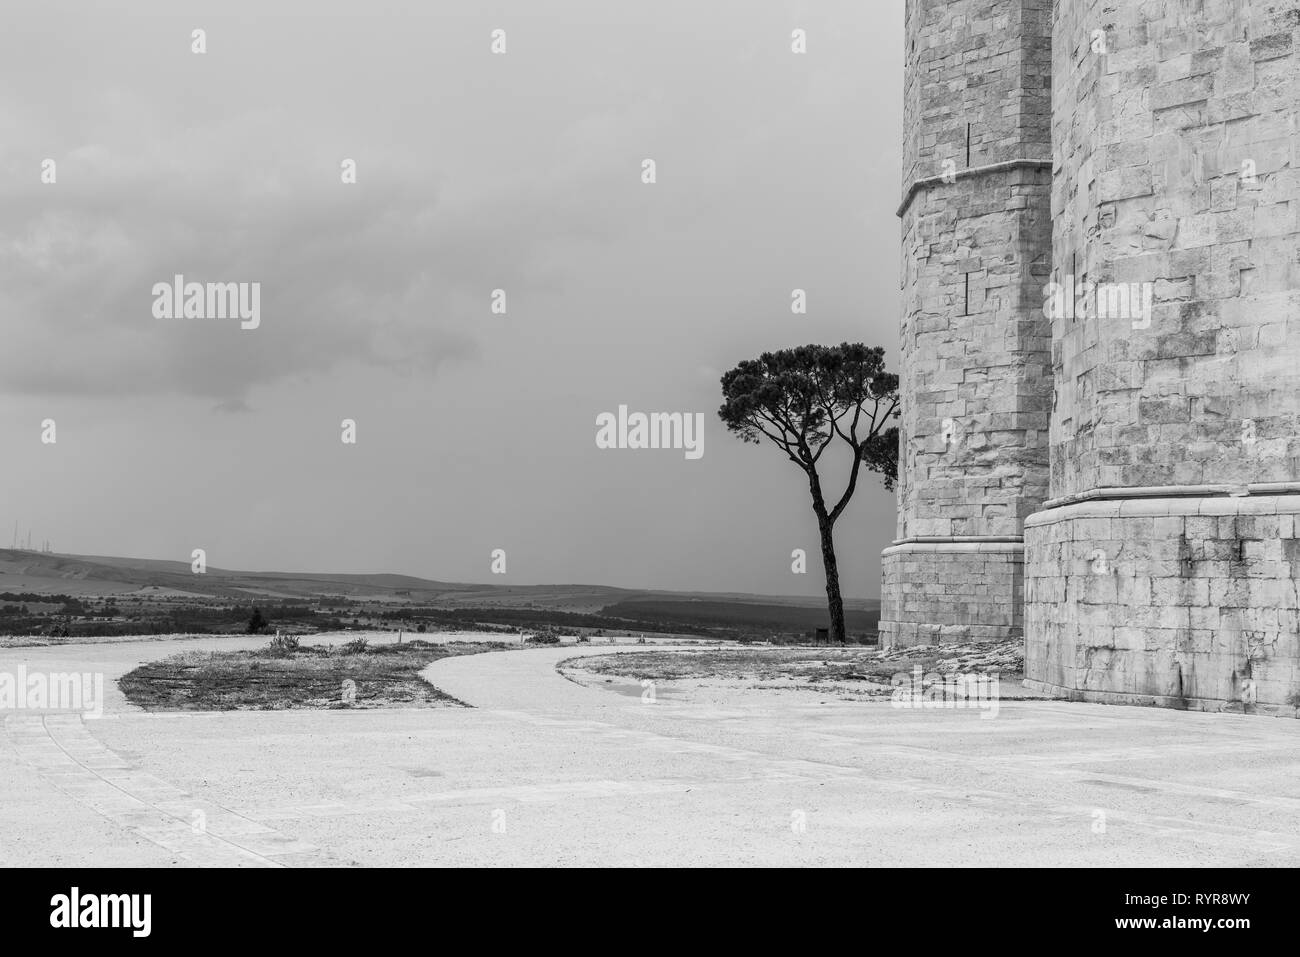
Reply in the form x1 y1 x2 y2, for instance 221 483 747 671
340 638 369 655
268 633 299 655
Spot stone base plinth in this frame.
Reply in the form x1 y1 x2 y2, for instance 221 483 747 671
1024 495 1300 717
879 539 1024 649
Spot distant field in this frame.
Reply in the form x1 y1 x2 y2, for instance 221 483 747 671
598 599 880 636
0 547 881 641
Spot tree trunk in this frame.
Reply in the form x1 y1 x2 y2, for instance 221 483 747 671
807 469 847 645
816 515 846 644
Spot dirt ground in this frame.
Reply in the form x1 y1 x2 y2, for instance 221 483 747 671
560 639 1027 702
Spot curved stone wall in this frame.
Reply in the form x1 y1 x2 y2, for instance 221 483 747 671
1047 0 1300 493
1025 0 1300 711
1025 494 1300 715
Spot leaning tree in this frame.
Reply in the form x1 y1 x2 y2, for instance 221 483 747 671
718 343 899 644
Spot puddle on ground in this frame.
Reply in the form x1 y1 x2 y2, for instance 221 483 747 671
593 678 684 701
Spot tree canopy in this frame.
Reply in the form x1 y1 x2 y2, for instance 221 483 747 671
718 342 900 522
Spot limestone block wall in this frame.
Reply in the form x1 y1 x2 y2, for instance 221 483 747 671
894 167 1053 542
881 542 1023 646
902 0 1053 188
881 0 1055 648
1025 496 1300 715
1024 0 1300 711
1048 0 1300 494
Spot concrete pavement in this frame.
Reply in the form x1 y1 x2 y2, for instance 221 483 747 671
1 636 1297 866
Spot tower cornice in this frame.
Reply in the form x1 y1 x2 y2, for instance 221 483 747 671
896 157 1052 218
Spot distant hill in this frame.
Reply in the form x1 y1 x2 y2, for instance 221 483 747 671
0 549 880 616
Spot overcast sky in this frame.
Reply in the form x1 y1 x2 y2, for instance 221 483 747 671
0 0 905 597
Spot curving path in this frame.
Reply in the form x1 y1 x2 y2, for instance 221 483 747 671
422 645 1300 866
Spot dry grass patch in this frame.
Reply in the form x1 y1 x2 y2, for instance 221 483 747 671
119 639 505 711
562 640 1022 698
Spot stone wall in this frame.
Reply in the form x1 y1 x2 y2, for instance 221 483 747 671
881 0 1055 648
880 541 1023 647
1048 0 1300 493
902 0 1053 188
1025 496 1300 715
894 166 1053 542
1024 0 1300 711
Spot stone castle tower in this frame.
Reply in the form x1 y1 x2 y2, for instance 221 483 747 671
879 0 1055 648
885 0 1300 716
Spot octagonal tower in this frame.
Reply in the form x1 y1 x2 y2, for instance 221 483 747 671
879 0 1055 648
